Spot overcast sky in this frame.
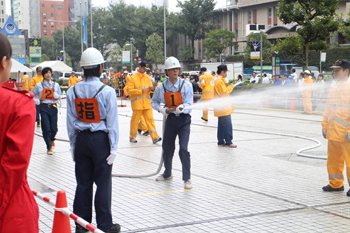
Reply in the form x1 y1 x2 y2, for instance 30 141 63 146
6 0 227 18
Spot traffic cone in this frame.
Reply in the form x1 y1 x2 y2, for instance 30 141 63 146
290 96 295 111
52 190 72 233
264 95 269 108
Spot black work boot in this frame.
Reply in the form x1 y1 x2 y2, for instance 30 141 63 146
322 184 344 191
76 225 88 233
105 223 121 233
347 189 350 196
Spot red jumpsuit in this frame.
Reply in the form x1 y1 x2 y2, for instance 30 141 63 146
0 83 39 232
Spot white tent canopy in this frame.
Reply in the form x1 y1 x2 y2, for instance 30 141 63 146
32 61 73 73
11 59 33 73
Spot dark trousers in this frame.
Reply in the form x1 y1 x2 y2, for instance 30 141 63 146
36 105 41 121
162 114 191 181
40 105 57 150
73 131 113 231
217 115 233 146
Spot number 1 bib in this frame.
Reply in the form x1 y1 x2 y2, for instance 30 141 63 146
163 80 185 108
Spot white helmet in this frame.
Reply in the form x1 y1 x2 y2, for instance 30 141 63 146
80 48 105 69
165 56 181 70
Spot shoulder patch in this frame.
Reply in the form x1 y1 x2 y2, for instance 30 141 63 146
2 85 34 99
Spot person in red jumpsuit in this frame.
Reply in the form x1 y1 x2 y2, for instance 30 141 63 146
0 32 39 232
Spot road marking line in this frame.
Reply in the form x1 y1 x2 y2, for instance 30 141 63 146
129 188 200 197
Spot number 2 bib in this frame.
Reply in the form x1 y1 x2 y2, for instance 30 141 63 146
163 80 185 108
41 81 56 100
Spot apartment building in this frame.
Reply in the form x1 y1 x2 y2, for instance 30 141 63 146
12 0 31 35
0 0 6 28
172 0 350 62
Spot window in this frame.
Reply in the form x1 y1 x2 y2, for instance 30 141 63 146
227 0 232 6
43 13 46 16
248 11 251 21
57 5 62 9
51 22 54 26
198 48 201 57
42 3 45 7
213 16 216 25
44 29 47 34
235 0 238 4
202 49 205 57
268 7 272 18
218 15 221 24
51 4 54 8
51 13 54 17
2 18 4 23
235 13 238 22
43 21 46 26
1 1 3 5
274 6 278 17
235 29 238 37
51 30 54 34
1 10 3 14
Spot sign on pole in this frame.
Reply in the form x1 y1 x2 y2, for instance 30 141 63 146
122 51 130 64
250 41 260 59
321 52 326 63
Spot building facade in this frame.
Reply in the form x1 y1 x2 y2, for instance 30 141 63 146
172 0 350 62
12 0 31 36
0 0 6 28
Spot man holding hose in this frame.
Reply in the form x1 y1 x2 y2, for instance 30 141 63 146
151 56 194 189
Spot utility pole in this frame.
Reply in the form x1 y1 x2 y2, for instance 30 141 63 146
164 0 166 61
260 30 263 84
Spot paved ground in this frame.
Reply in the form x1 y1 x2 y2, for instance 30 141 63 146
28 97 350 233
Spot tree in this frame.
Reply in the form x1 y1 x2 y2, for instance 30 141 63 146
244 32 273 67
145 33 164 69
203 29 237 59
41 37 57 60
52 26 81 70
278 0 339 69
86 7 112 58
174 0 215 61
178 45 193 61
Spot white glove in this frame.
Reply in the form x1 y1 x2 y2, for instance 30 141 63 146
106 150 117 165
34 98 40 105
158 107 168 116
53 92 60 99
176 104 184 113
70 147 75 162
346 133 350 143
322 129 327 139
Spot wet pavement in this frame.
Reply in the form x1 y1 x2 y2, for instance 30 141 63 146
28 98 350 233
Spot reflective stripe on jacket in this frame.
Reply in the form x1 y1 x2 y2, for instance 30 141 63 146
322 79 350 142
127 72 153 110
214 76 234 117
199 74 214 99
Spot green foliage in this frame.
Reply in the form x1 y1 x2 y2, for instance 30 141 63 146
145 33 164 69
41 37 57 60
41 54 50 62
174 0 216 61
52 26 81 70
278 0 339 69
226 55 244 62
203 29 237 59
273 35 302 55
279 46 350 71
244 32 273 67
106 1 167 58
178 46 194 61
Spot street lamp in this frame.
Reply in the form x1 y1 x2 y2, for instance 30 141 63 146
125 43 133 71
48 19 77 64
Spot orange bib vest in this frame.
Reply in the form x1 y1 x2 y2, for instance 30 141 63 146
163 80 185 108
41 81 55 101
73 85 106 123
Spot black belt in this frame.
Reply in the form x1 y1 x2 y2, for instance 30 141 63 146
40 103 55 108
170 113 187 117
78 130 107 134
